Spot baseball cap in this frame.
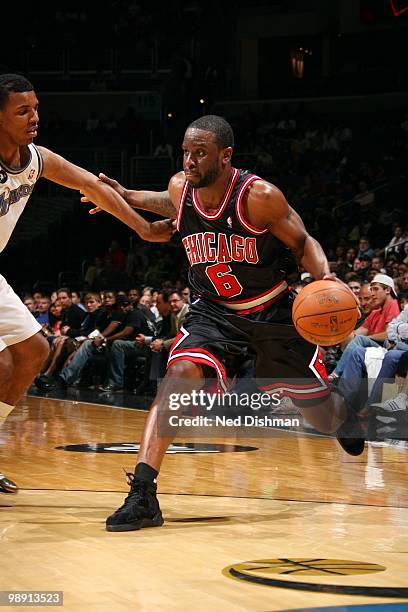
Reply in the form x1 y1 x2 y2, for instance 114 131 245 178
371 273 398 298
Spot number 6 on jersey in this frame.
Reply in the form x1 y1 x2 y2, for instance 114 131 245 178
205 263 243 298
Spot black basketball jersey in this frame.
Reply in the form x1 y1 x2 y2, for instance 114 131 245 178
176 168 293 315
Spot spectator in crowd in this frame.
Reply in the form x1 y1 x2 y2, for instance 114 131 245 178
384 225 408 259
181 286 191 304
99 301 153 393
347 276 361 297
34 296 51 326
23 296 36 314
35 292 103 384
357 237 374 260
371 352 408 439
128 288 140 306
71 290 86 311
330 274 400 381
57 287 87 332
339 299 408 419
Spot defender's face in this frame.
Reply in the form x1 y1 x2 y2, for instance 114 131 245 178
0 91 39 145
182 128 231 188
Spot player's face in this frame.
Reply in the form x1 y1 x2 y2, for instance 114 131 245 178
0 91 39 146
182 128 231 188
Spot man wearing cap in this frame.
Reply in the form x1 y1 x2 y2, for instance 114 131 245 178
329 274 400 381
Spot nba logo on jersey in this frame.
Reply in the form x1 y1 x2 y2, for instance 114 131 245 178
28 169 36 180
227 216 232 228
0 169 7 184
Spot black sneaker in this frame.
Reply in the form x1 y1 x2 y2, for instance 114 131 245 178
334 389 365 456
106 472 164 532
0 473 18 493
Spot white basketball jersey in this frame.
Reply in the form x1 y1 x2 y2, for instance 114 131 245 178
0 143 43 253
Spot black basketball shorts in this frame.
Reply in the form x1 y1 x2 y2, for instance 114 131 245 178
167 297 330 406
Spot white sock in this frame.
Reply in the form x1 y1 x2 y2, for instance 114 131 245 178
0 401 15 427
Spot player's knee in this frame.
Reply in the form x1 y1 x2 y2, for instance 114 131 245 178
0 349 14 385
28 333 50 370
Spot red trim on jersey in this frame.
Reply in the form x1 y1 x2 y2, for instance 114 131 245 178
235 175 269 235
192 168 239 220
232 287 290 315
258 382 330 401
176 180 189 231
168 341 229 392
210 279 287 305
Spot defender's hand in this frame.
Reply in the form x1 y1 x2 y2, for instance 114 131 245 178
82 173 127 215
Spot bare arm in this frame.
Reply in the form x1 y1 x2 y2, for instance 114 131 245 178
246 182 330 279
88 171 185 219
38 147 173 242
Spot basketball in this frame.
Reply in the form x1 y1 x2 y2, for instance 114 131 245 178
292 279 359 346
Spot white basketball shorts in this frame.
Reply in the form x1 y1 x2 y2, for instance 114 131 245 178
0 274 42 352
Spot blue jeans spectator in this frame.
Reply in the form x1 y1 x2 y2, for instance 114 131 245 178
104 340 148 388
59 339 100 385
333 335 381 378
338 347 407 409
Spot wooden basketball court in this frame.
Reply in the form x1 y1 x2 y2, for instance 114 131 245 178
1 394 407 611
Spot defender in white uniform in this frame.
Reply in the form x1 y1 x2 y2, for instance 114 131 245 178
0 74 173 492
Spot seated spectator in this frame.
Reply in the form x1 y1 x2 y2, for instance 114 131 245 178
36 292 103 382
36 292 124 389
99 301 153 392
357 254 372 281
339 302 408 421
371 352 408 438
347 276 361 297
357 237 374 260
384 225 408 260
181 286 191 304
58 287 87 331
71 290 86 311
23 295 36 313
34 295 51 326
371 256 385 273
46 299 63 336
128 287 140 306
330 274 400 381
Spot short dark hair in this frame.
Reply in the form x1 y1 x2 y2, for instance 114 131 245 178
158 289 171 303
187 115 234 149
57 287 71 297
0 73 34 110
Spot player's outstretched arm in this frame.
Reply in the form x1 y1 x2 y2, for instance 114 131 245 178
38 146 173 242
88 172 185 219
247 181 330 279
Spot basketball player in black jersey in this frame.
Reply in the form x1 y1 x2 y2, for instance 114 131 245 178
87 115 364 532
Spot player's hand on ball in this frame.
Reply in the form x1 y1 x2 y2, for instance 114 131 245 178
323 274 360 308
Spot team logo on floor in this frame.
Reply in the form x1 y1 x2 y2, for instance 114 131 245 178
222 558 408 598
56 442 258 454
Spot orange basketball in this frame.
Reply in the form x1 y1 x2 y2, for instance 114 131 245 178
292 280 359 346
